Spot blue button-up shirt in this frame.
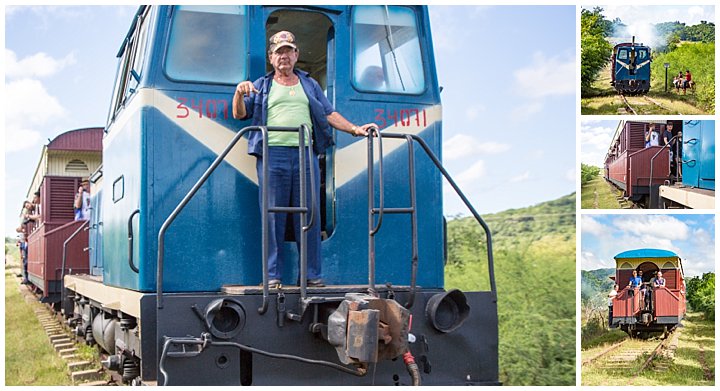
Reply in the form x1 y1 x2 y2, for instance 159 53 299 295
240 69 335 156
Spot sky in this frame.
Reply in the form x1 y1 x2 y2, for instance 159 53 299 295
3 5 576 236
581 214 715 278
585 5 715 47
581 119 618 167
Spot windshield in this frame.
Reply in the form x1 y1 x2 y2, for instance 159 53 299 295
165 5 248 84
352 6 425 94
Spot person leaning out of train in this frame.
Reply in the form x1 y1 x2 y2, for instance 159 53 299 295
74 179 91 221
608 284 618 327
24 192 42 223
644 124 659 148
232 30 377 288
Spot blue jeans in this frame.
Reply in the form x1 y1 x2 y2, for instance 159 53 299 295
256 147 321 281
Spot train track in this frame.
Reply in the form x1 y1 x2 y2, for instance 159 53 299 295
619 93 683 115
583 328 679 376
619 93 637 115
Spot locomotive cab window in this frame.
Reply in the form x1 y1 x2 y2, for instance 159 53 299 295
266 10 336 238
108 6 151 125
352 6 425 94
617 49 628 60
165 6 248 84
637 49 648 60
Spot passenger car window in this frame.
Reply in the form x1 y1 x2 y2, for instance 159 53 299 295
352 6 425 94
165 6 247 84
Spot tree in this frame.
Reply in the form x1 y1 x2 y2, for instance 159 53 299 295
581 8 613 90
686 273 715 320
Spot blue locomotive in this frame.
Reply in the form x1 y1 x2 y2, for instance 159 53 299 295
611 37 651 94
56 5 499 385
659 120 715 208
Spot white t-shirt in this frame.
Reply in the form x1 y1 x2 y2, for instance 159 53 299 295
608 289 618 306
649 131 660 146
80 191 91 220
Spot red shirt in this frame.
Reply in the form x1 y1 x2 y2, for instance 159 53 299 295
686 72 692 82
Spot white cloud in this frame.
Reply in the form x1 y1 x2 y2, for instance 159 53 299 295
581 215 607 236
581 122 617 167
464 103 487 120
5 79 66 152
509 171 530 183
513 52 575 99
6 50 76 79
582 251 611 270
444 134 510 160
510 101 543 121
613 215 689 241
455 160 486 186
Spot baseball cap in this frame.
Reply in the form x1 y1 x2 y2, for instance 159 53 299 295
269 30 297 53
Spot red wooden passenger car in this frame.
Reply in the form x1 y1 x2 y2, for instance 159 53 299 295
610 248 686 337
22 127 103 304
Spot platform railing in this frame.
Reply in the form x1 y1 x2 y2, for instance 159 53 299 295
366 130 497 300
157 125 315 311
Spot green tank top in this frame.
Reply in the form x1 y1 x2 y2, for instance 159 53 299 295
267 82 312 146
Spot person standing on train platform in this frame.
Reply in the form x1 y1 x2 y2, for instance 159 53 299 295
628 270 642 297
645 124 659 147
74 179 91 221
608 284 618 328
232 30 377 288
652 271 666 288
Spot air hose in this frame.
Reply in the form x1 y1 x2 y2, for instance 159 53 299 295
403 351 421 386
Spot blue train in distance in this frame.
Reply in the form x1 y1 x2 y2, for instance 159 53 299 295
54 5 500 386
611 36 652 94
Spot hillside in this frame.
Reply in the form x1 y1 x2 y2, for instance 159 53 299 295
581 268 615 308
445 193 575 386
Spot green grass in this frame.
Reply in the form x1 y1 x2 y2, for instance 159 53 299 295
582 313 715 386
580 174 623 209
582 329 626 350
5 271 72 385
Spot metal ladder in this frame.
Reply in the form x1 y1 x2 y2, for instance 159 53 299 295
365 128 497 306
157 125 316 313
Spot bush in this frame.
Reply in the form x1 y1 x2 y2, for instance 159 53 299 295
581 164 601 186
686 273 715 320
581 8 613 90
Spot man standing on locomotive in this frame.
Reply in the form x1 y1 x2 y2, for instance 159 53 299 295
232 31 376 288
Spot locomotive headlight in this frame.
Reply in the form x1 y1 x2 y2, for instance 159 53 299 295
204 299 246 339
425 289 470 333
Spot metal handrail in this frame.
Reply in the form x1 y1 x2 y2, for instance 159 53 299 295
157 125 316 311
648 135 678 206
367 131 497 300
128 209 140 273
60 219 89 306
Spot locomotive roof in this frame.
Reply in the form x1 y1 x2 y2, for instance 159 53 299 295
614 248 679 259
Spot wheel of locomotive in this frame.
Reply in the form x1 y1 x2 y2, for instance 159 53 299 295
629 329 637 338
